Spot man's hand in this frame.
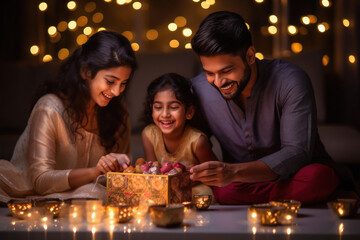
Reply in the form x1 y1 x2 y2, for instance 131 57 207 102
190 161 234 187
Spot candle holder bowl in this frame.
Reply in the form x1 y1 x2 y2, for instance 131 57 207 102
327 198 359 218
193 195 212 210
270 199 301 215
7 199 34 219
149 204 184 227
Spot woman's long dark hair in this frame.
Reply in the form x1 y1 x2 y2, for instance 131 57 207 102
34 30 137 152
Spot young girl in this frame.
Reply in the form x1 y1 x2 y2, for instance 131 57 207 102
141 73 218 197
0 31 136 203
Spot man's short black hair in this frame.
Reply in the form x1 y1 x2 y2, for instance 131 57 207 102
191 11 253 59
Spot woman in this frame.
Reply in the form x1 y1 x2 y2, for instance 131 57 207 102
0 30 137 203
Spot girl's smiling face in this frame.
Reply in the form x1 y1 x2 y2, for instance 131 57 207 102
85 66 132 108
152 88 192 137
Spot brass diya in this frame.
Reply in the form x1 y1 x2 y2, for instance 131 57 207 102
7 199 34 219
327 198 359 218
117 204 135 223
248 203 287 226
149 204 184 227
270 200 301 216
193 195 212 210
34 198 64 218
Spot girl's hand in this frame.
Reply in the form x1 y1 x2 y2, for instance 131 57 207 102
97 153 131 174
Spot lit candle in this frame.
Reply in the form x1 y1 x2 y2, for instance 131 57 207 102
86 200 104 224
69 205 83 224
193 195 212 210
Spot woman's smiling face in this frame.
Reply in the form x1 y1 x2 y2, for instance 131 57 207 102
85 66 132 108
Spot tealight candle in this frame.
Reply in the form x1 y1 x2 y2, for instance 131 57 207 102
86 200 104 224
7 200 33 220
270 200 301 216
247 203 273 224
69 204 84 224
193 195 212 210
260 206 286 226
182 201 196 221
327 198 359 218
118 205 135 223
105 205 119 224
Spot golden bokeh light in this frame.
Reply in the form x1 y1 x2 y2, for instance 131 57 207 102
48 26 57 36
317 24 325 33
146 29 158 40
57 21 68 32
245 23 250 30
104 0 112 2
68 20 77 30
288 25 298 35
206 0 215 5
168 23 178 31
117 0 126 5
122 31 134 41
269 15 278 24
174 16 187 27
322 55 329 66
185 43 192 49
67 1 77 10
255 52 264 60
349 55 356 63
83 26 93 35
182 28 192 37
58 48 70 60
193 0 200 2
268 25 277 34
30 45 40 55
92 12 104 23
85 2 96 12
98 27 106 32
201 1 210 9
321 0 331 7
291 42 303 53
77 16 88 27
255 0 264 3
308 15 317 24
133 2 142 10
43 54 53 63
76 34 88 45
317 22 329 33
301 16 310 25
343 19 350 27
39 2 48 11
131 43 140 51
169 39 180 48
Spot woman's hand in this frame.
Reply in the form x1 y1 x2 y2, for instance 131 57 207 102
96 153 131 174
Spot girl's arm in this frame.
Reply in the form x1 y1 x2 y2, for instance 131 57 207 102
141 129 158 162
195 135 219 163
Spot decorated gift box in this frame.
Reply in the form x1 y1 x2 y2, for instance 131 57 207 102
106 171 192 205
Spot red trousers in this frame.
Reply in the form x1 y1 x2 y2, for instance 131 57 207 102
213 163 339 205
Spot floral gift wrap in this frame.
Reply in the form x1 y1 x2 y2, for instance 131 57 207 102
106 172 192 205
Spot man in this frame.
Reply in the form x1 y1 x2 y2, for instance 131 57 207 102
189 11 339 204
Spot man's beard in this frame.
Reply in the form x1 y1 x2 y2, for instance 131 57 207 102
219 63 251 100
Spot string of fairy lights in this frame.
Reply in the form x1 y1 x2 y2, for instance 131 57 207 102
30 0 356 66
